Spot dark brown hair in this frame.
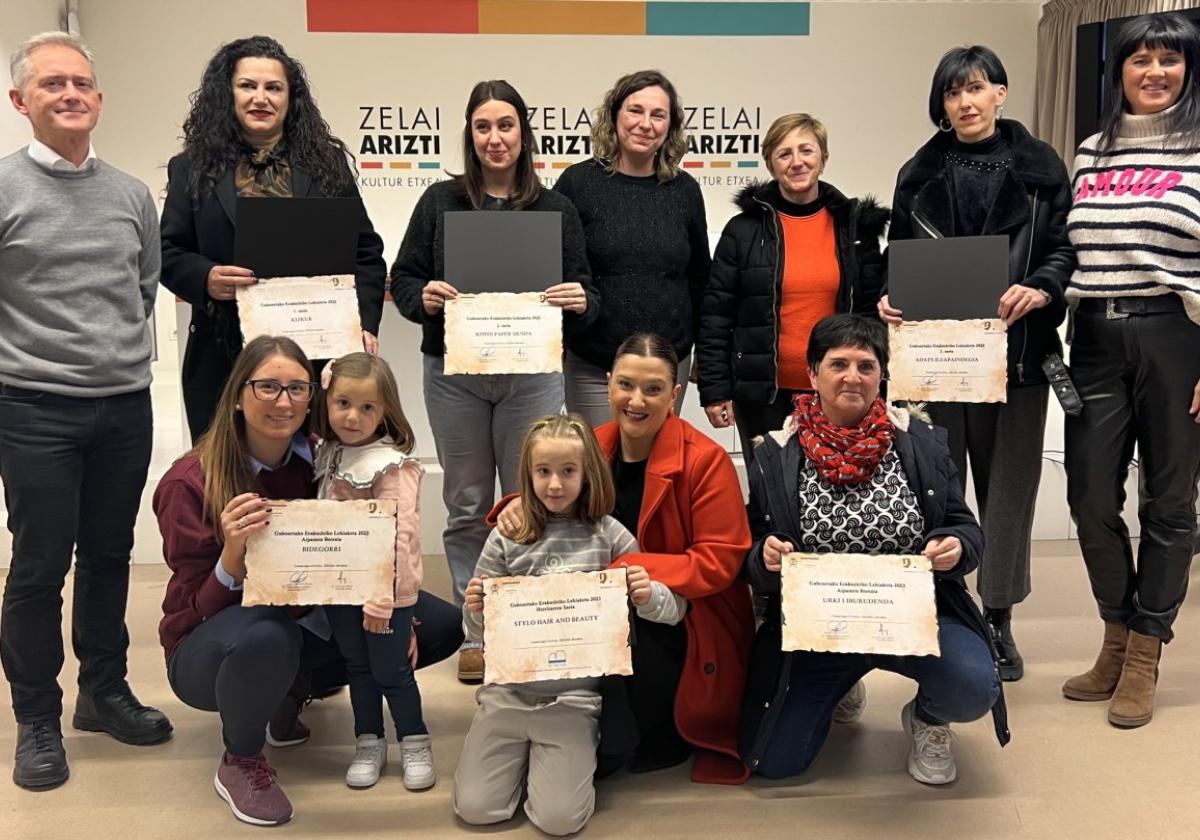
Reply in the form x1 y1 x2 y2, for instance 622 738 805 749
311 352 415 453
457 79 541 209
612 332 679 384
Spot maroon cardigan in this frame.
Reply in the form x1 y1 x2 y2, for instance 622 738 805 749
154 452 314 661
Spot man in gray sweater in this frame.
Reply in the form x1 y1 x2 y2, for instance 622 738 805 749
1 31 171 792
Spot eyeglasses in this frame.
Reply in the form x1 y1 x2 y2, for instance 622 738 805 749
244 379 317 402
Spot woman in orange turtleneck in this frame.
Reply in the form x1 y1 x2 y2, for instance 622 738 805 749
696 113 889 465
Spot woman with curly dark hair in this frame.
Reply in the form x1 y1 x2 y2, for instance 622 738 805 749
161 35 386 442
554 70 710 427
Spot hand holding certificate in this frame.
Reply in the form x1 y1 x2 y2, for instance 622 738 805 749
482 569 633 684
243 499 396 607
888 319 1008 404
443 292 563 375
780 552 940 656
237 274 363 359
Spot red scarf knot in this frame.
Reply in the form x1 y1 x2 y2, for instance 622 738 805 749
791 394 895 486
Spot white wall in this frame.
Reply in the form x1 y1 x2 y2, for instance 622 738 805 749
4 0 1108 567
0 1 61 150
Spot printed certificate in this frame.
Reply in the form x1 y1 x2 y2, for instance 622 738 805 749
888 319 1008 404
237 274 363 359
483 569 633 684
443 292 563 375
243 499 396 607
780 552 940 657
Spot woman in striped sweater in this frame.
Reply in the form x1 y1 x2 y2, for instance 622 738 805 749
1063 11 1200 729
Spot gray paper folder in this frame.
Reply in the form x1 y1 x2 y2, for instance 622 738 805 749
888 236 1010 320
444 211 562 293
234 197 360 278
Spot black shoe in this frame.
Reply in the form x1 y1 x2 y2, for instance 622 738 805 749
72 684 173 746
13 721 69 791
985 607 1024 682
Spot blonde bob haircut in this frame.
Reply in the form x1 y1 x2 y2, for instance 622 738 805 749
591 69 687 183
513 413 615 544
194 335 313 542
762 113 830 170
310 352 415 454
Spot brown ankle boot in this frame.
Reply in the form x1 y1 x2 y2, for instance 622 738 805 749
1108 630 1162 728
1062 621 1128 701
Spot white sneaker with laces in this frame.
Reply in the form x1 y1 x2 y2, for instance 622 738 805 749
345 734 387 788
901 698 956 785
400 734 436 791
832 680 867 724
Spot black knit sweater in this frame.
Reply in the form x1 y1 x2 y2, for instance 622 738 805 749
946 131 1012 237
553 158 711 368
389 178 597 356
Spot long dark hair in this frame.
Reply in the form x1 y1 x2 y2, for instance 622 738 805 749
1099 12 1200 151
180 35 356 198
457 80 541 210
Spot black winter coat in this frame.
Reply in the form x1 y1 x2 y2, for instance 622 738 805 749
696 181 889 407
887 120 1076 387
738 411 1010 773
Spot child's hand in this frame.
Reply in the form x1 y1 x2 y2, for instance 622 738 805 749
363 614 392 634
465 576 486 613
626 565 652 607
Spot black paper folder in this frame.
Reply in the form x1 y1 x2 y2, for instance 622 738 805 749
888 236 1010 320
234 197 360 278
444 211 562 293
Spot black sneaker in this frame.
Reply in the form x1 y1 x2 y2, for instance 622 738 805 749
13 721 69 791
984 607 1024 682
72 684 173 745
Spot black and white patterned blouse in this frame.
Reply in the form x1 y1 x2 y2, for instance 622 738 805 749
798 447 926 554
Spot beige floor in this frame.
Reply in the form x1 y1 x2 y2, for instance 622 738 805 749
1 543 1197 840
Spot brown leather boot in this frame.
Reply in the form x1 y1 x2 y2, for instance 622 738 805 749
1108 630 1162 728
1062 621 1128 701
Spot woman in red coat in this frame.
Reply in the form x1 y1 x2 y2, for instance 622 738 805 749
496 333 754 784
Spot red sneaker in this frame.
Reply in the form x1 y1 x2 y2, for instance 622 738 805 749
213 752 293 825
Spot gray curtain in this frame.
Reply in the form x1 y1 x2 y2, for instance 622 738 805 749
1034 0 1198 161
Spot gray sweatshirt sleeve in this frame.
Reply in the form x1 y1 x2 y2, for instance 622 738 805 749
603 517 687 626
462 530 511 645
138 187 161 319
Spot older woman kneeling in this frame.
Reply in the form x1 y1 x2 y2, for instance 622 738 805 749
740 315 1007 785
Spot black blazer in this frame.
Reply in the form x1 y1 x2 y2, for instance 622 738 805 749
160 152 386 441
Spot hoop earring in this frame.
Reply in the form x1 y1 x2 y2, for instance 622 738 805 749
997 105 1005 120
938 118 953 133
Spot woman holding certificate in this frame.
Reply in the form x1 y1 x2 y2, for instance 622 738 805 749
1062 12 1200 729
696 112 889 465
494 333 755 784
161 36 387 444
554 70 711 426
741 315 1006 786
878 46 1075 682
390 80 597 682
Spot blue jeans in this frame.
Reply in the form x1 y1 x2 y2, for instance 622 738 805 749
755 616 999 779
328 605 426 738
0 386 152 723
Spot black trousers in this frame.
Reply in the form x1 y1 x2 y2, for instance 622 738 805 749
733 389 806 468
327 605 426 738
168 591 463 756
0 386 152 723
1065 306 1200 641
926 385 1049 609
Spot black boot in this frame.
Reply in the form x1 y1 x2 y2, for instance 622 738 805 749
13 721 69 790
73 683 173 745
984 607 1024 682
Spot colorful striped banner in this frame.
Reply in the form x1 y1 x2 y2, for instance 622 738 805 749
308 1 809 37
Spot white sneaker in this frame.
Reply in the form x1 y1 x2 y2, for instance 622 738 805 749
400 734 436 791
345 734 387 788
901 699 956 785
832 680 867 724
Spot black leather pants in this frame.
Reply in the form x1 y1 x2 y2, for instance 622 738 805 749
1065 302 1200 642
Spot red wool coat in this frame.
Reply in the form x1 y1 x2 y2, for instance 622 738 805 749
596 415 754 785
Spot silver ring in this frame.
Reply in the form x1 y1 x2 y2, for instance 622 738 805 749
383 628 394 635
235 517 245 530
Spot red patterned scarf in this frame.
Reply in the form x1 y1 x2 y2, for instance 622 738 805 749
791 394 895 486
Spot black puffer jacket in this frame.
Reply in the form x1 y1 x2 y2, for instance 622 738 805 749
696 181 889 407
887 119 1076 387
738 409 1010 773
